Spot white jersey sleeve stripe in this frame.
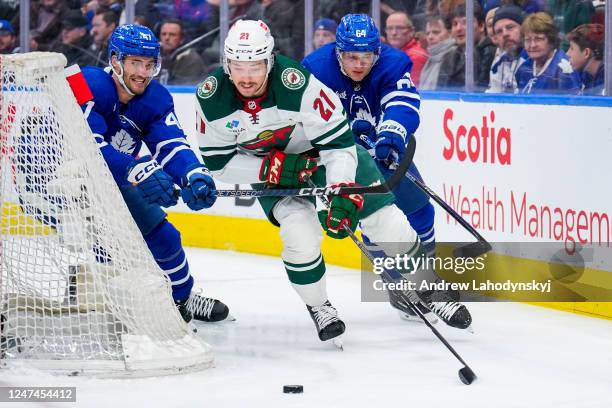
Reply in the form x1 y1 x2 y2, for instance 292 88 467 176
200 147 237 156
152 138 189 159
384 101 420 115
314 123 350 146
159 145 190 167
380 90 421 106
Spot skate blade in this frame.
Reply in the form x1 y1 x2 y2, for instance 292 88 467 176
398 310 439 325
330 337 344 351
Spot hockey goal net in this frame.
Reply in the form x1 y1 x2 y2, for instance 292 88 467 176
0 52 213 377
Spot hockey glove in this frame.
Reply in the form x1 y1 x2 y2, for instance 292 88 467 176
351 119 377 151
317 183 364 239
259 149 318 188
374 131 406 165
127 156 178 207
180 165 217 211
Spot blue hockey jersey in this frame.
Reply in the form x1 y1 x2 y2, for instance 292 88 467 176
515 48 581 94
81 66 200 184
302 43 420 149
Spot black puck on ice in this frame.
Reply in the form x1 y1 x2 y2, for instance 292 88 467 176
283 385 303 394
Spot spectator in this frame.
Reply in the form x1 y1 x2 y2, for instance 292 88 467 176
313 18 337 50
566 23 605 95
52 10 98 66
0 19 17 54
89 9 118 67
157 19 206 85
437 3 489 89
485 6 499 46
30 0 70 51
487 4 526 92
476 11 498 86
385 11 428 85
420 14 456 89
515 12 581 94
261 0 304 60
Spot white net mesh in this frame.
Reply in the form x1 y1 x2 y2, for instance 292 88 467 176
0 52 212 376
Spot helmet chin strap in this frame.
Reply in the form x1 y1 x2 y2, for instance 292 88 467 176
111 60 135 97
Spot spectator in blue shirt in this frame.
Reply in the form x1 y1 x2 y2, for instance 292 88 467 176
515 12 581 94
566 23 605 95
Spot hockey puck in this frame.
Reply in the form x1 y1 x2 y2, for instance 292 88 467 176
283 385 303 394
458 367 477 385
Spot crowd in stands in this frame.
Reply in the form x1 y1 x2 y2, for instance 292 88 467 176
0 0 606 94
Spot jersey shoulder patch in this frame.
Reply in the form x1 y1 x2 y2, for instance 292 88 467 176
280 67 306 90
270 55 311 112
195 68 238 122
197 75 219 99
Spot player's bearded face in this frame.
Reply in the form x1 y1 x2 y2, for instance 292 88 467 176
228 60 268 98
339 52 375 82
119 56 157 94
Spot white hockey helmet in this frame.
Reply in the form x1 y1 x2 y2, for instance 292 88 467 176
223 19 275 75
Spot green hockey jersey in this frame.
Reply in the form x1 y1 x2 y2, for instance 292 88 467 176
195 55 357 185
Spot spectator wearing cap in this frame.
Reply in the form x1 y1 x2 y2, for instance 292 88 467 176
157 19 206 85
51 10 98 67
385 11 428 86
0 20 17 54
515 12 581 94
566 24 605 95
487 4 526 93
313 18 336 50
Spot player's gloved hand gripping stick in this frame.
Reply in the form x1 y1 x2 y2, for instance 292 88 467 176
212 137 417 199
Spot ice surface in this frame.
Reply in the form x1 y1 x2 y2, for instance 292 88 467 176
2 248 611 408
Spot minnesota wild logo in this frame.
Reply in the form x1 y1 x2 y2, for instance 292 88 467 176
197 76 218 99
281 68 305 90
242 125 295 151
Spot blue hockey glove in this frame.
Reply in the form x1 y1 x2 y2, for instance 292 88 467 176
374 131 406 165
127 156 178 207
374 120 409 165
351 119 377 151
181 165 217 211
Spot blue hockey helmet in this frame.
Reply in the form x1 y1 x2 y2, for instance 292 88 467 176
108 24 161 75
335 14 381 55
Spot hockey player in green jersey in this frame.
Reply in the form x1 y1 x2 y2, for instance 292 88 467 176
195 20 471 343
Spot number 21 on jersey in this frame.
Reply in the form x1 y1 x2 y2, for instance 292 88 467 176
313 89 336 121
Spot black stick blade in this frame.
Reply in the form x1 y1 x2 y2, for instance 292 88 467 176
458 366 477 385
453 241 492 258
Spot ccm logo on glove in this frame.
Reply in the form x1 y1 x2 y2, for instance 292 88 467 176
127 160 162 185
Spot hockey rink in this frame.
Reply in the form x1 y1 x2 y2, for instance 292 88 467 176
2 247 612 408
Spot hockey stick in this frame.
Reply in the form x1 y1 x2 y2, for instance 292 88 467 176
212 137 416 198
310 178 477 385
358 135 491 257
403 172 492 258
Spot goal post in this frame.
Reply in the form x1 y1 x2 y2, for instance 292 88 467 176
0 52 213 377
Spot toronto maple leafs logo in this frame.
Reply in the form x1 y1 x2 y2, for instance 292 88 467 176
349 94 376 127
558 58 574 74
111 129 136 154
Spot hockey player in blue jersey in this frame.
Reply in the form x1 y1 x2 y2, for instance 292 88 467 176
74 24 229 323
303 14 472 329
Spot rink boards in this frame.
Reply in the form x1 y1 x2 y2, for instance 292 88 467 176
166 90 612 319
3 90 611 319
